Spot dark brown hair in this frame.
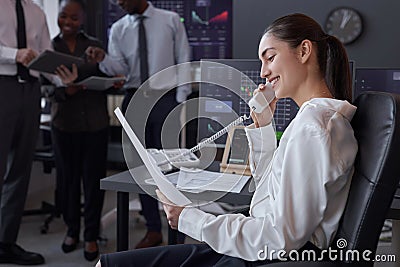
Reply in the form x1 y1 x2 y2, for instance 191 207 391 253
264 13 352 102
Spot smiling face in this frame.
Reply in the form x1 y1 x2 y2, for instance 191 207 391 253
258 33 307 101
58 1 84 38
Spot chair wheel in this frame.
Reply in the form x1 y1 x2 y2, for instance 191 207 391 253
40 225 48 234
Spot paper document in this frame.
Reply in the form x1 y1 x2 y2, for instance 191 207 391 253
144 168 250 194
177 168 250 193
114 108 192 206
27 50 84 74
76 76 126 91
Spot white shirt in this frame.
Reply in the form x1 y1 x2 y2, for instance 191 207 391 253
100 2 191 102
0 0 52 78
179 98 358 261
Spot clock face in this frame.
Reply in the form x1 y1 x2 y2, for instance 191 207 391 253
325 7 363 45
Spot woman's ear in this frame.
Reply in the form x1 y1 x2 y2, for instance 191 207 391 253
298 39 312 64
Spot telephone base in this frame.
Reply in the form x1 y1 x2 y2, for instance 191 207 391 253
147 148 200 171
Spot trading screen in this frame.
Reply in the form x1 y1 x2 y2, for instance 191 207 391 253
105 0 232 60
354 68 400 98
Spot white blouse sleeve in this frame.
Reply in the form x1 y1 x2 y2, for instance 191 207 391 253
245 123 277 186
179 124 343 261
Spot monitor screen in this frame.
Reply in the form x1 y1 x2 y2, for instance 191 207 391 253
197 59 299 147
354 68 400 98
104 0 232 60
349 60 355 98
227 127 250 165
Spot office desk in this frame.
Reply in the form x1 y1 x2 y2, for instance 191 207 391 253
100 165 253 251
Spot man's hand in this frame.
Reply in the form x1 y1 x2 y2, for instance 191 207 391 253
113 75 125 89
156 189 184 230
55 64 78 86
85 46 105 63
16 48 38 66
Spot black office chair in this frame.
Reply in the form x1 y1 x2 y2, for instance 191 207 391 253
24 107 60 234
264 91 400 267
33 125 54 174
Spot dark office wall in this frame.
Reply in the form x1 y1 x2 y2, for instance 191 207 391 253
233 0 400 68
84 1 107 47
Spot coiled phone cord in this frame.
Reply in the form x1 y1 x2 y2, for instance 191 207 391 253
157 114 251 166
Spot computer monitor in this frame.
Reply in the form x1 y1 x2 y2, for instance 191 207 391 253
197 59 299 147
349 60 355 98
354 68 400 98
104 0 233 60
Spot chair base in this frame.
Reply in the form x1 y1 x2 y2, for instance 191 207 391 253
23 201 60 234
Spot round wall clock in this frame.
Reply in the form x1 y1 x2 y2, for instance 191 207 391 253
325 7 363 45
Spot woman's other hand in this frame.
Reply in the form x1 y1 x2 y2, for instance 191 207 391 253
156 189 184 230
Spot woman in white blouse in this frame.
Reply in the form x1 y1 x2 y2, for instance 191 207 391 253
97 13 358 267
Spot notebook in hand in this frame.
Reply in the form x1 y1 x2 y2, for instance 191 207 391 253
27 50 84 74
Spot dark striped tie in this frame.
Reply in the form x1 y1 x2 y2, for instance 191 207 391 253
138 15 149 84
16 0 30 80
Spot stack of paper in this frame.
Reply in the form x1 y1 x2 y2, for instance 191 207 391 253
176 168 250 193
76 76 126 91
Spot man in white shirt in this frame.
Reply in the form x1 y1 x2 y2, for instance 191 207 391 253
86 0 191 248
0 0 50 264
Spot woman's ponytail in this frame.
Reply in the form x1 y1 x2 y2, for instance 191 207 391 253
325 35 352 102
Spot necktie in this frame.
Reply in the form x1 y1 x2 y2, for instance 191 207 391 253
16 0 30 80
138 16 149 84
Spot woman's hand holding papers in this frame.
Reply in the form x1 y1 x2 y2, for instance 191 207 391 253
156 189 184 230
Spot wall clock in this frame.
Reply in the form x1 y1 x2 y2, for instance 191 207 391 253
325 7 363 45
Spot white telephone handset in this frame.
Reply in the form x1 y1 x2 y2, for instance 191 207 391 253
248 82 275 113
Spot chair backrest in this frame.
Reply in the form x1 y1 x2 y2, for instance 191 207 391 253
332 91 400 262
33 125 54 174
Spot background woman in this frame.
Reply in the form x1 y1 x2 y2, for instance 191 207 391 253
51 0 108 262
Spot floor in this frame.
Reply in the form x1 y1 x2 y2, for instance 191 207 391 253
8 162 183 267
3 162 398 266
